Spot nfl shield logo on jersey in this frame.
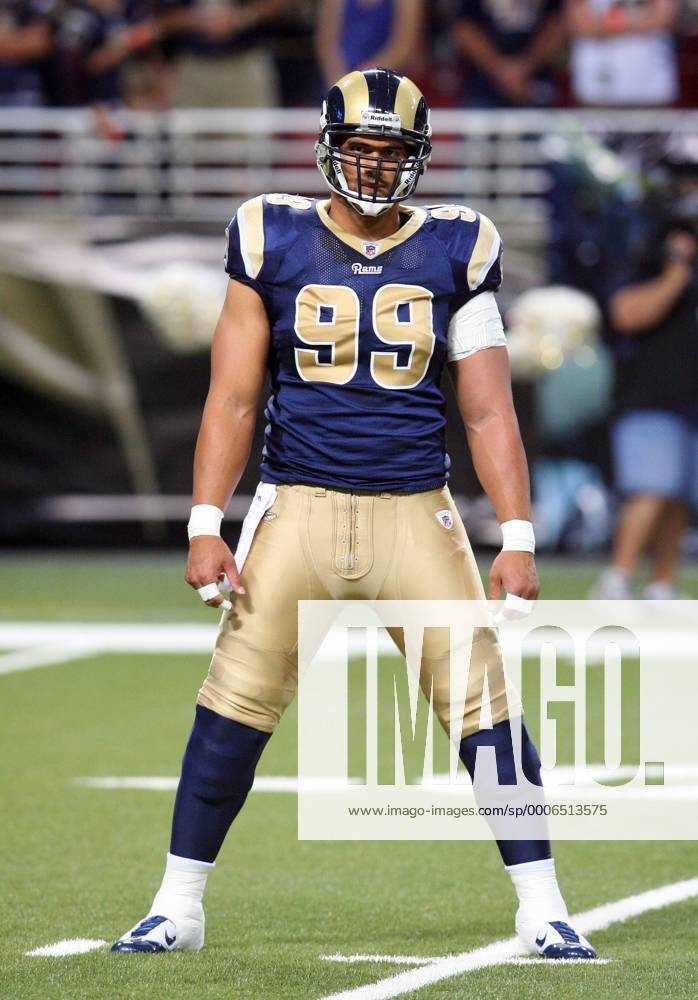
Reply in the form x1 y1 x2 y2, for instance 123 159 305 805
435 509 453 529
361 240 380 258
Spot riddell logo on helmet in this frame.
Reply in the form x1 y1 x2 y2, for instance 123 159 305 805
360 110 401 131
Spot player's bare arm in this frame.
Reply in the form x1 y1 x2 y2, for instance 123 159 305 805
449 345 539 602
185 279 270 608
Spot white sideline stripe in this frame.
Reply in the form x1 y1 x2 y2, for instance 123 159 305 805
318 877 698 1000
0 622 217 655
26 938 106 957
74 774 698 801
74 775 361 793
2 622 698 673
0 643 99 675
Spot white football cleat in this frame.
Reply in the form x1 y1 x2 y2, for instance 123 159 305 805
111 902 204 953
531 920 596 960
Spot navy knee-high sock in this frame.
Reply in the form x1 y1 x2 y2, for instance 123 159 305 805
459 718 551 867
170 705 271 863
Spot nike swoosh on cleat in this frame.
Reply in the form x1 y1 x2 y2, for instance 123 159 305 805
164 932 175 947
535 934 547 947
111 940 167 953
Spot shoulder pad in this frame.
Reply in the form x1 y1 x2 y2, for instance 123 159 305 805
425 204 502 293
225 193 316 282
228 195 266 280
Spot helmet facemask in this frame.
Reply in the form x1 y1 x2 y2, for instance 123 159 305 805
317 124 431 216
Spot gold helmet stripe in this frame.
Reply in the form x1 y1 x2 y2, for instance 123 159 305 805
237 195 265 279
394 76 424 132
335 70 371 125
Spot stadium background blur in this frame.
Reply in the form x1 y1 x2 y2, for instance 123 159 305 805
2 5 698 996
1 0 698 569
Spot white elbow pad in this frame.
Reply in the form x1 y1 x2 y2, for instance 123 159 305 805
447 291 506 362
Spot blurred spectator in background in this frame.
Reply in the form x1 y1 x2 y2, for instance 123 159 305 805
450 0 564 107
566 0 680 106
53 0 160 106
594 157 698 599
315 0 423 88
164 0 289 107
270 0 323 106
0 0 54 106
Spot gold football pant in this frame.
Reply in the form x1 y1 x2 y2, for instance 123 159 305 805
198 483 511 738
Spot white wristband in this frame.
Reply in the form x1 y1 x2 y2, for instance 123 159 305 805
500 519 535 553
187 504 224 540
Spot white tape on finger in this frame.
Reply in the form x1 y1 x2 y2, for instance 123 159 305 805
492 593 536 626
504 594 535 616
197 583 220 602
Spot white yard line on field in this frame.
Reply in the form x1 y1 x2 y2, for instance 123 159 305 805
322 954 610 966
0 643 100 675
26 939 106 957
322 955 441 966
24 877 697 967
318 877 698 1000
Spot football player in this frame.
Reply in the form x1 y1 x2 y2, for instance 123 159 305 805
112 68 595 961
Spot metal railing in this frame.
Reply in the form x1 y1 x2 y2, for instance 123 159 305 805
2 107 696 238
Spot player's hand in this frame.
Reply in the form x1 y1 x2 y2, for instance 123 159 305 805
488 550 539 602
185 536 245 610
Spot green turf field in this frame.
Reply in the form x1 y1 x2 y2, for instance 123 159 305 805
1 555 696 999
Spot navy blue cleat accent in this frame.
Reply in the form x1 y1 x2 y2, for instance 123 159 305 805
535 920 596 960
111 915 177 953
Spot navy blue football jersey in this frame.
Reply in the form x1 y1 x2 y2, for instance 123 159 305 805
224 194 503 492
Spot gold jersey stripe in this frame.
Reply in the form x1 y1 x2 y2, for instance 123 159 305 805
238 195 265 279
467 213 501 291
316 200 427 258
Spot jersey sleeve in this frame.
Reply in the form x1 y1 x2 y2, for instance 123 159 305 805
224 195 270 304
465 211 503 296
427 205 503 307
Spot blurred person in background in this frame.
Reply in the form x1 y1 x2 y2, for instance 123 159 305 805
269 0 323 106
0 0 54 106
52 0 160 106
593 148 698 600
566 0 680 106
160 0 289 107
315 0 424 89
450 0 564 107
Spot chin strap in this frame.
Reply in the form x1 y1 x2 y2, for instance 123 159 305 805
340 191 395 218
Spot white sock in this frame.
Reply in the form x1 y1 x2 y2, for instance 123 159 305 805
148 852 214 919
506 858 568 942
